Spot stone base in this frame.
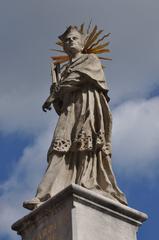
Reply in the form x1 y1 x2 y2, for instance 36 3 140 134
12 184 148 240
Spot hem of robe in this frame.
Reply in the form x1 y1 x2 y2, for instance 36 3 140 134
35 151 127 206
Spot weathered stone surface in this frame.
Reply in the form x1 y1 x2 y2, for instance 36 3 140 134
12 184 148 240
23 25 127 210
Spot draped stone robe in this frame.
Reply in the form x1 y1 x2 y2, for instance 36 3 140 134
36 53 127 205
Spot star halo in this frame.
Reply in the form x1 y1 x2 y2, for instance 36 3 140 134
50 23 112 65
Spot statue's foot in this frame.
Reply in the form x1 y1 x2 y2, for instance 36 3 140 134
23 197 41 210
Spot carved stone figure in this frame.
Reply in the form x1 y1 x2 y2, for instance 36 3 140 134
23 26 127 210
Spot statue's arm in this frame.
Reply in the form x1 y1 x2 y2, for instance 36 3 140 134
42 83 63 115
42 63 63 115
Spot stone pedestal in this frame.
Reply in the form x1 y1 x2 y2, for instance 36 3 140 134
12 184 148 240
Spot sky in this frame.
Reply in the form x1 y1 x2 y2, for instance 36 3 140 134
0 0 159 239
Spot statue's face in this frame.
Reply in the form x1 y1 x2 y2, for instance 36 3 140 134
63 31 84 56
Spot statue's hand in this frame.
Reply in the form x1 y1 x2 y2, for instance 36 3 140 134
42 99 52 112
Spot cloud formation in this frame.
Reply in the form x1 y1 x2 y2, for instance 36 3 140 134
0 1 159 239
0 0 159 134
112 96 159 177
0 96 158 239
0 126 53 239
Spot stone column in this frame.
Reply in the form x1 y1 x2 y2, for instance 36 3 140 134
12 184 148 240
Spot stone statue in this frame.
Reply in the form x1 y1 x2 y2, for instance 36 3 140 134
23 25 127 210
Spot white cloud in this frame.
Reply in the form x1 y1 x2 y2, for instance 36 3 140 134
112 96 159 177
0 0 159 134
0 124 54 239
0 87 56 135
0 1 159 237
0 96 159 238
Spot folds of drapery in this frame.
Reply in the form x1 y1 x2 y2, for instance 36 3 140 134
48 89 112 158
35 53 127 205
36 151 127 205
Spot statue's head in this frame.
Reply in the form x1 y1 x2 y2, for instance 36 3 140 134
59 26 85 56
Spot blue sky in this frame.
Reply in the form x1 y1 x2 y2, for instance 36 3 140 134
0 0 159 239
